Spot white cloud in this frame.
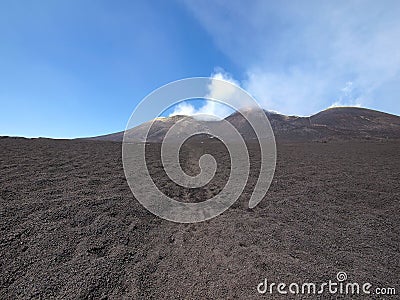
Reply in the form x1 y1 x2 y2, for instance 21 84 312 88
169 69 236 119
169 102 197 116
168 100 233 120
243 68 330 116
206 68 240 101
183 0 400 116
328 102 362 109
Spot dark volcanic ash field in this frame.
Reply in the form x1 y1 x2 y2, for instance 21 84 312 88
0 136 399 299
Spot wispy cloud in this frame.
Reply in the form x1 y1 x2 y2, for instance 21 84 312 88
183 0 400 116
328 81 362 108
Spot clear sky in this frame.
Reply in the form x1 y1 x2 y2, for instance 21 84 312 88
1 0 399 138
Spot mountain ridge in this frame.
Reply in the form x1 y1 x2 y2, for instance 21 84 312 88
88 107 400 142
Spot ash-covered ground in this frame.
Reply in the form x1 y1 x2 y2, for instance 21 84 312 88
0 137 399 299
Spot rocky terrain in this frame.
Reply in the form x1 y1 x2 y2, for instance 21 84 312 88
0 107 399 298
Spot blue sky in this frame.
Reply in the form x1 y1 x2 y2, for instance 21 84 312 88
1 0 399 138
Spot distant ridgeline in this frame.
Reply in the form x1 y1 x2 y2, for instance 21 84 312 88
88 107 400 143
